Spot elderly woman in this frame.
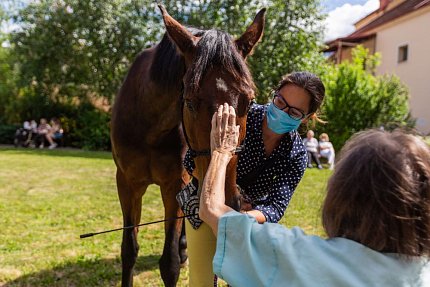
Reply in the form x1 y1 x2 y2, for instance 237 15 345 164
200 103 430 286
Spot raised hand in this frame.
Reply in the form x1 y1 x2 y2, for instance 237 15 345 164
210 103 240 155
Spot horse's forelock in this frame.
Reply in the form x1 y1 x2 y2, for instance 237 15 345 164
187 29 255 95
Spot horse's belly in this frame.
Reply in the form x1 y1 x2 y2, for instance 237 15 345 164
113 134 185 185
150 147 185 185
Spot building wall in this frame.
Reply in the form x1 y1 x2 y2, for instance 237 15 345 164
336 37 376 63
375 7 430 134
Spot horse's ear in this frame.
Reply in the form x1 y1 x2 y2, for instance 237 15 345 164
235 8 266 58
158 4 197 61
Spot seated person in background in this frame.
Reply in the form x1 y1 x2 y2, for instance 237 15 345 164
319 132 335 170
26 119 38 147
30 120 38 133
22 120 33 144
199 104 430 287
14 120 34 147
45 118 63 149
36 118 51 148
23 120 31 130
303 130 322 169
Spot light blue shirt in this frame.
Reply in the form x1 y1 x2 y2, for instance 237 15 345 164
213 211 430 287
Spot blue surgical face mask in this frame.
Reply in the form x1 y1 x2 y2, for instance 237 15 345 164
266 103 301 134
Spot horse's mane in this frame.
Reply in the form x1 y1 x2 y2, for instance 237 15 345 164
150 27 204 93
150 27 255 94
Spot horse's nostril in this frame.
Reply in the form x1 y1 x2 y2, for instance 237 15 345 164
236 197 241 211
230 195 241 212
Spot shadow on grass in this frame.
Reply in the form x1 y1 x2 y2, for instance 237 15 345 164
0 146 112 160
3 255 160 287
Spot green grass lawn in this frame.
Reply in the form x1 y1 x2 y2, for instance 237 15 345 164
0 147 330 286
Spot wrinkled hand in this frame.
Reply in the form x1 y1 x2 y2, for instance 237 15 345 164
210 103 240 155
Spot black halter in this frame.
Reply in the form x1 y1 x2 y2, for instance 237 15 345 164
180 86 247 158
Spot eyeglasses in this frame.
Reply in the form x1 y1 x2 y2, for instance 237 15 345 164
272 92 307 120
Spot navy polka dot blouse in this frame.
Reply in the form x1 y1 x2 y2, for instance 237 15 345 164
184 103 307 223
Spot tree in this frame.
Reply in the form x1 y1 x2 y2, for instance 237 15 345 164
9 0 325 104
318 46 413 150
247 0 325 101
10 0 156 104
0 45 15 123
165 0 326 102
3 0 326 149
5 0 157 148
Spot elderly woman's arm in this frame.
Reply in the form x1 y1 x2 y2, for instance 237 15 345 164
199 103 239 235
199 150 234 235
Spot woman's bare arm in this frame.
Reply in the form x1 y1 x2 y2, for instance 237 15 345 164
199 150 234 235
199 103 239 235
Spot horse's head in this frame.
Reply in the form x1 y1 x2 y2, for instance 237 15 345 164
159 5 265 210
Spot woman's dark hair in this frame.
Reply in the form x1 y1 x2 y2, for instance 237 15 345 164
322 129 430 257
276 71 325 115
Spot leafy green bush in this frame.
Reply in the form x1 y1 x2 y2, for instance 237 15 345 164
317 46 414 151
71 105 111 151
41 104 111 150
0 124 19 144
0 91 111 150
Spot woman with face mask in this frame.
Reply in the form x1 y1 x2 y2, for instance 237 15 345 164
233 71 325 222
180 71 326 286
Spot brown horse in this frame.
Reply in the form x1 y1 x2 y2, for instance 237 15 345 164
111 5 265 286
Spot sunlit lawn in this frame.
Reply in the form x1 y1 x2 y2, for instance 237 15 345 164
0 146 331 286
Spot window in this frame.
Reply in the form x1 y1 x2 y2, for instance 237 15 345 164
398 45 408 63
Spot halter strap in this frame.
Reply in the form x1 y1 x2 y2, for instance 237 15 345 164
186 144 245 158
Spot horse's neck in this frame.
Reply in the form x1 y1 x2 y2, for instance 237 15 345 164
113 47 184 145
138 47 182 117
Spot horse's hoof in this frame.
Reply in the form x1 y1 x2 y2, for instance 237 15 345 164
180 258 189 268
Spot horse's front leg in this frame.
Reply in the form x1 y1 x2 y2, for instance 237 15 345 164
159 179 186 287
117 170 147 287
121 226 139 287
179 221 188 266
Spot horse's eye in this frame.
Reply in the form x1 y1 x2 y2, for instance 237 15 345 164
185 99 195 112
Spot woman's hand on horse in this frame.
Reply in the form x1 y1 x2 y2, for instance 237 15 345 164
210 103 240 156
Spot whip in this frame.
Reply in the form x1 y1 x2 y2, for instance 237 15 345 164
80 214 195 239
